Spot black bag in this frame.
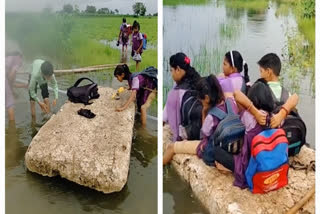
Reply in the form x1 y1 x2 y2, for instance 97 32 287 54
131 66 158 88
179 90 202 140
256 78 307 156
67 77 100 105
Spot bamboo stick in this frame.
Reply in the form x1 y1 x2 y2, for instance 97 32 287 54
286 185 315 214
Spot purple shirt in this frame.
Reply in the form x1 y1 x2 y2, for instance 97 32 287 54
218 73 244 93
5 55 22 108
163 88 187 141
233 110 264 188
128 74 156 110
132 32 143 52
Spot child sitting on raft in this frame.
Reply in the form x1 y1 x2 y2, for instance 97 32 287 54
163 52 201 141
218 50 250 94
114 64 157 127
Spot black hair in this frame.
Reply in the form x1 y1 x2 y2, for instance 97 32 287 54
114 64 131 80
196 75 224 108
132 20 140 31
123 18 126 23
225 50 249 83
257 53 281 76
6 51 22 57
41 61 54 76
169 52 200 89
247 79 274 112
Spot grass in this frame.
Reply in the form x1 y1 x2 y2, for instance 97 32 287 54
5 13 158 70
164 0 210 6
224 0 269 11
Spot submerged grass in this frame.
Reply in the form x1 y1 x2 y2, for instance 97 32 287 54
164 0 210 6
224 0 268 11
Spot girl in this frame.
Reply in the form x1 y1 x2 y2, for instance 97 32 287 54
218 50 250 94
114 64 157 127
5 51 28 121
163 53 201 141
131 21 143 72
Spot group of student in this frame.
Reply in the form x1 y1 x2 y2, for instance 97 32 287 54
5 53 58 122
118 18 145 72
5 51 157 129
163 51 300 189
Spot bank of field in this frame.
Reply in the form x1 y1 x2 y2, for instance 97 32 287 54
6 13 158 70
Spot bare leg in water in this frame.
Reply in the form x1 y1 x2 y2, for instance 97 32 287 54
140 91 156 128
7 107 15 121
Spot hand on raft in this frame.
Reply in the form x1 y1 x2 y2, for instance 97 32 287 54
116 106 126 112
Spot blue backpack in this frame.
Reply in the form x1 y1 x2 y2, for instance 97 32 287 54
142 33 147 50
245 129 289 194
208 99 245 154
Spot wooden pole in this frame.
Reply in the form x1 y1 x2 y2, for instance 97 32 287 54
286 185 315 214
16 63 130 75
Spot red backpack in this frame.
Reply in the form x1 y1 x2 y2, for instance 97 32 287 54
245 129 289 194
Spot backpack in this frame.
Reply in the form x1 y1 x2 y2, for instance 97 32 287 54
67 77 100 105
179 90 202 140
256 78 307 156
142 33 147 50
131 66 158 88
208 99 245 154
245 129 289 194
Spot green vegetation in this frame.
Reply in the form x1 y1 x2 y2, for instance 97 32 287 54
164 0 210 6
273 0 315 93
225 0 268 10
6 13 157 71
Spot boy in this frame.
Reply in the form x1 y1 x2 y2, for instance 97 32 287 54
29 59 58 120
257 53 298 127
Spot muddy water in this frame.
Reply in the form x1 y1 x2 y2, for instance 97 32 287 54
6 70 157 214
163 1 315 213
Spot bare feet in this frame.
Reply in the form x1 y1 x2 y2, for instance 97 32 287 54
163 143 175 165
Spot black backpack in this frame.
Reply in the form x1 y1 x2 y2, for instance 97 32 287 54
179 90 202 140
256 79 307 156
131 66 158 88
67 77 100 105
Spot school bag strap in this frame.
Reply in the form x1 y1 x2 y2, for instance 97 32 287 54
73 77 95 87
208 99 234 120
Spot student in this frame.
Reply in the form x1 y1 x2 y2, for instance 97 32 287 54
218 50 250 94
163 53 201 141
29 59 58 121
256 53 298 128
118 18 130 55
5 51 28 121
114 64 157 127
232 83 298 188
131 21 143 72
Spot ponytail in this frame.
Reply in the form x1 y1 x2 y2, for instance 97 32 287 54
225 50 250 83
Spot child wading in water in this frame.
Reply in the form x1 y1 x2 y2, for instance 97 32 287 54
118 18 130 55
114 64 157 127
5 51 28 122
131 21 143 71
218 50 250 94
29 59 58 121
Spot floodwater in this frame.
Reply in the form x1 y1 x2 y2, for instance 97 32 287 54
6 68 157 213
163 0 315 213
